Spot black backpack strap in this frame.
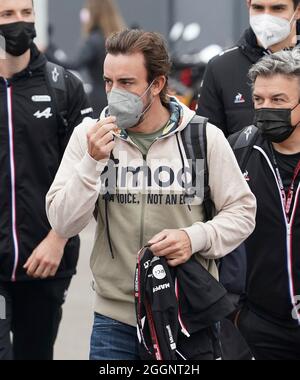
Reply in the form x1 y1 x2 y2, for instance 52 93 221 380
228 125 259 173
45 62 69 139
181 115 214 221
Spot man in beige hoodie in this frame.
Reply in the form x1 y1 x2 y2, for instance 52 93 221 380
46 29 256 360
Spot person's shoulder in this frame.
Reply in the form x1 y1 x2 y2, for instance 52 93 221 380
206 122 226 148
63 68 83 84
45 60 81 84
228 125 260 149
209 45 242 68
58 67 86 94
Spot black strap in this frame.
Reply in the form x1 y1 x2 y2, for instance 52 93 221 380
181 115 214 221
45 62 69 154
45 62 67 92
228 125 259 173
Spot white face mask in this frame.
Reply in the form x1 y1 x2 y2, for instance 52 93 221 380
250 11 297 49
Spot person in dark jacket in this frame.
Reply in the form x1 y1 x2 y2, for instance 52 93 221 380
197 0 300 137
232 49 300 360
0 0 92 360
51 0 126 118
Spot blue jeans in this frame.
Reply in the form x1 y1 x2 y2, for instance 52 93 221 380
90 313 140 360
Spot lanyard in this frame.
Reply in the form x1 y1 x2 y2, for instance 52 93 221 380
270 146 300 222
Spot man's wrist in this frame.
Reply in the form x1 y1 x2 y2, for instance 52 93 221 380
48 230 68 249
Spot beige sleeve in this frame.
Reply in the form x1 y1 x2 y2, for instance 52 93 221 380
182 125 257 259
46 121 108 238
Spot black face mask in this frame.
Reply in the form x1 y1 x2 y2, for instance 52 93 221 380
0 22 36 57
254 104 300 143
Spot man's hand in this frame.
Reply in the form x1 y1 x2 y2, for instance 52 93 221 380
148 229 192 267
87 116 116 161
24 230 68 279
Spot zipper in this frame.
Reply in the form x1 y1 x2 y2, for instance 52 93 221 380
4 80 19 282
254 146 300 325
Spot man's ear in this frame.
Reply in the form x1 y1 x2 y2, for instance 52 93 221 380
152 76 167 97
291 102 300 127
246 0 251 9
295 5 300 20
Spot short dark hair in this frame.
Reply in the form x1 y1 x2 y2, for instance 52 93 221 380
294 0 300 8
106 29 172 107
249 0 300 8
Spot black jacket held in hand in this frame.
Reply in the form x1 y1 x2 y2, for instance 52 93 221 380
229 127 300 327
197 25 300 137
0 44 92 281
135 248 234 360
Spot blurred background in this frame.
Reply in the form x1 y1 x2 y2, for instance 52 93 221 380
35 0 249 57
34 0 251 114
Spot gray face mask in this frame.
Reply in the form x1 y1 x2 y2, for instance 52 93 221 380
107 82 154 129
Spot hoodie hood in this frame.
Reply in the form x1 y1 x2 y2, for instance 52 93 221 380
101 97 196 141
238 21 300 63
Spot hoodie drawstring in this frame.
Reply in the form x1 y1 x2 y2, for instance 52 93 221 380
104 192 115 260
